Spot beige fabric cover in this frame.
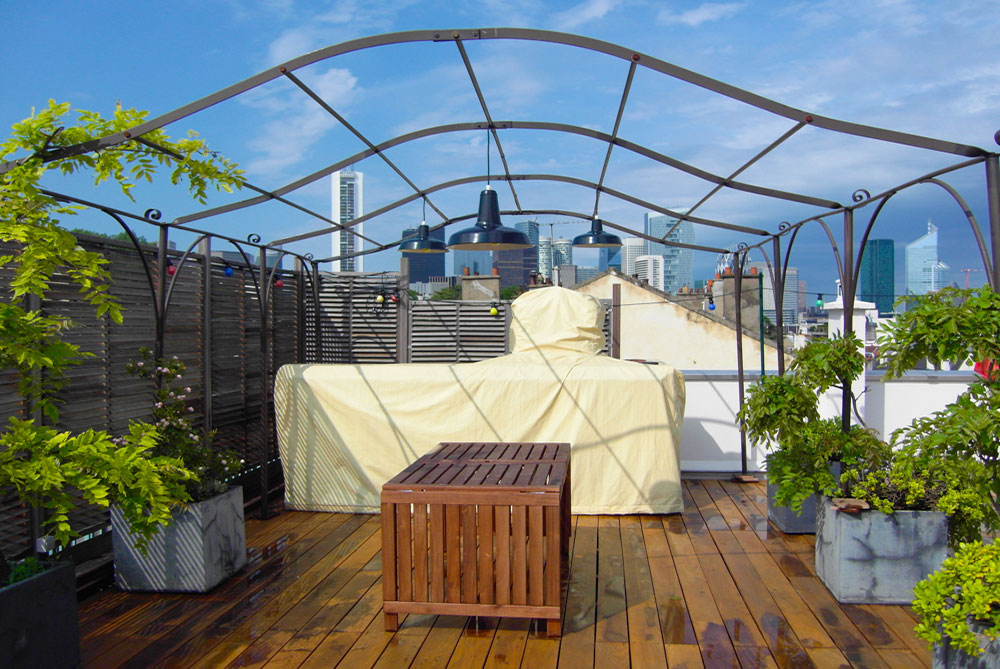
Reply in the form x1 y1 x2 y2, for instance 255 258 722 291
274 286 685 514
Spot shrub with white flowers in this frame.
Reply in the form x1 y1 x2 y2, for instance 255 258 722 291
126 347 243 500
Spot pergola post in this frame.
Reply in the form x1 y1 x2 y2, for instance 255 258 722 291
734 253 748 475
987 154 1000 290
840 208 856 434
200 237 214 438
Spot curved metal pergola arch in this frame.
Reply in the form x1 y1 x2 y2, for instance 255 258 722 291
3 25 998 489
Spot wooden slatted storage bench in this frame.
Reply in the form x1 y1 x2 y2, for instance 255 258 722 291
381 442 571 636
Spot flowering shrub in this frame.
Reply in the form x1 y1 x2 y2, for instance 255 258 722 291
126 347 242 501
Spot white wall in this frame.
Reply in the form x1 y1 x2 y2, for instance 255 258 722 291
679 369 976 472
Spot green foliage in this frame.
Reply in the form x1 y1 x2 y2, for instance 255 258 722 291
7 556 46 585
127 348 242 501
0 101 244 551
870 286 1000 545
0 417 194 551
69 227 154 246
737 332 867 511
500 286 524 300
880 286 1000 377
430 284 461 300
913 540 1000 657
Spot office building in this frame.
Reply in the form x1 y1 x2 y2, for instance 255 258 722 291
644 210 694 293
858 238 895 315
621 238 646 276
452 250 492 276
538 237 553 281
599 245 622 272
494 245 538 288
576 266 599 283
400 225 446 283
905 221 949 296
634 255 665 292
553 238 573 268
331 168 363 272
749 261 800 326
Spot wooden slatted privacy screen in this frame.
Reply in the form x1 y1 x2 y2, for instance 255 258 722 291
0 237 615 560
0 235 301 559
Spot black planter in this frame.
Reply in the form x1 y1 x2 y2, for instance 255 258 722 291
0 561 80 668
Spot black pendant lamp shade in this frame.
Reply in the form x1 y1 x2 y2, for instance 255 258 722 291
399 222 447 253
447 188 532 250
572 218 622 248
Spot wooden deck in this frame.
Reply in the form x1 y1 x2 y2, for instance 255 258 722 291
78 480 932 668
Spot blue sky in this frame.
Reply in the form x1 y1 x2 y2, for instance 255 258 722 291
3 0 998 297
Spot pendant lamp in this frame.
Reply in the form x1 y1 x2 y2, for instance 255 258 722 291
400 199 447 253
447 129 531 250
399 222 447 253
447 186 531 250
572 218 622 248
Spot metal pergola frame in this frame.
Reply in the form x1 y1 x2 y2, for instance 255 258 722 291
4 27 999 484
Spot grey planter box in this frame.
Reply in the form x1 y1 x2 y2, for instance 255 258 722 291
112 485 247 592
0 561 80 668
815 495 947 604
933 620 1000 669
767 461 841 534
767 484 820 534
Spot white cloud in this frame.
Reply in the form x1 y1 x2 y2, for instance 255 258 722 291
552 0 623 31
244 66 360 175
657 2 746 27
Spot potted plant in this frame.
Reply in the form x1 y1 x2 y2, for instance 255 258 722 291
913 540 1000 667
111 348 247 592
814 286 1000 605
1 100 243 666
738 333 871 533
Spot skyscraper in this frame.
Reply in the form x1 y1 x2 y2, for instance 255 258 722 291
452 250 492 276
538 237 553 281
553 239 573 268
644 211 694 293
400 225 446 283
492 220 539 287
634 255 665 291
331 169 363 272
621 238 646 276
858 238 895 315
905 221 949 296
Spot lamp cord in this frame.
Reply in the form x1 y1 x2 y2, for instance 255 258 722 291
486 129 491 187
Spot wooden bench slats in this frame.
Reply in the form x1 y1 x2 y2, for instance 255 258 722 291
383 441 570 636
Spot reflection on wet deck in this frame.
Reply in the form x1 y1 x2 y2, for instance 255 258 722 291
78 479 931 667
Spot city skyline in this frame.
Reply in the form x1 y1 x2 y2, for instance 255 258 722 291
5 3 996 299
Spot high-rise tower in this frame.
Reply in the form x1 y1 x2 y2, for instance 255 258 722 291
331 168 363 272
905 221 949 296
644 211 694 293
858 238 895 315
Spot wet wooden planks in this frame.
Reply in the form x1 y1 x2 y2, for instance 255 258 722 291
78 480 931 667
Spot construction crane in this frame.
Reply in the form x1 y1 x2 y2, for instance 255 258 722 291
960 268 982 289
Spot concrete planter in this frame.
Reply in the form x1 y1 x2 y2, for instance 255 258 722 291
767 485 820 534
932 620 1000 669
815 496 947 604
0 561 80 668
767 461 841 534
112 485 247 592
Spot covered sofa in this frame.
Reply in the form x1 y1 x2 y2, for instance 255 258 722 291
274 286 685 514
